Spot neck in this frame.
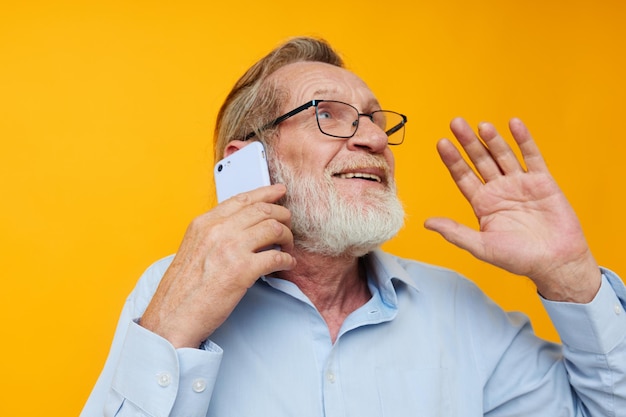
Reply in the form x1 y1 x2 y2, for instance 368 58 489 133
275 246 371 342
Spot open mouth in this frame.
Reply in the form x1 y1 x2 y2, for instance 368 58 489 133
334 172 382 183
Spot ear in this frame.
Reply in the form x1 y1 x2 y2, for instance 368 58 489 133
223 140 249 158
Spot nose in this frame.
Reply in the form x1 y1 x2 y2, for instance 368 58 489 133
346 115 389 153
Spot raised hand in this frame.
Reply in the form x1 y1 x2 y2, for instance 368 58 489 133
140 184 296 348
424 117 601 303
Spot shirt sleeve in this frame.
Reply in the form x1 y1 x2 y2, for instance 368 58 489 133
80 257 224 417
541 268 626 414
108 321 222 417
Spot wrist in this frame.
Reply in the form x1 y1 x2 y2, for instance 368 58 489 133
534 256 602 303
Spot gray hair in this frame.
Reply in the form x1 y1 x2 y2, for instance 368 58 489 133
213 37 344 162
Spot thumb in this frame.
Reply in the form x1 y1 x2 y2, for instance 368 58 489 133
424 217 483 257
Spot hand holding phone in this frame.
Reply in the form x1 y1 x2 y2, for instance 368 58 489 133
142 143 291 349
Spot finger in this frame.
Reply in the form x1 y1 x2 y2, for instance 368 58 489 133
198 215 295 280
194 193 292 243
251 247 297 277
477 121 524 174
435 137 483 203
423 216 486 260
215 183 287 216
508 118 549 173
233 201 292 232
247 216 295 252
449 117 502 182
223 219 296 278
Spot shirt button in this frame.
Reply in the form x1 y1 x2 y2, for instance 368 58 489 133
192 378 207 393
614 303 623 315
156 372 172 387
327 372 336 383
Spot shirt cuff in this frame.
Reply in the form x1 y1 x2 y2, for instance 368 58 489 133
111 320 222 417
542 268 626 354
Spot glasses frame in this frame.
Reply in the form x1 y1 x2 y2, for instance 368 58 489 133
244 99 407 145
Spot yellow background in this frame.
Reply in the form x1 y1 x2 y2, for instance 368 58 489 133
1 0 625 415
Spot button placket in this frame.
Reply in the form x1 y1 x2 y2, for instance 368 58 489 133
326 371 336 383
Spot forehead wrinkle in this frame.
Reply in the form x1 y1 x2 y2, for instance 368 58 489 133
274 62 382 111
312 87 337 96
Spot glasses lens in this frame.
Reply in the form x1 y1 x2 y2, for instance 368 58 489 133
372 110 406 145
314 101 406 145
315 101 359 138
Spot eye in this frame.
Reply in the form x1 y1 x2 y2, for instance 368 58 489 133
316 102 340 120
318 110 332 119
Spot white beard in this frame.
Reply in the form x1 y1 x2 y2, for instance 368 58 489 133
267 150 405 258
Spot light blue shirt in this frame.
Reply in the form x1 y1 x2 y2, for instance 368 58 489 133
82 250 626 416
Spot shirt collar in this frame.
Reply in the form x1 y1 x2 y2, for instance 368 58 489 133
363 249 420 308
260 249 420 308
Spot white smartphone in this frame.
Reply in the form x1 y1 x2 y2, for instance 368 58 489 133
214 141 272 203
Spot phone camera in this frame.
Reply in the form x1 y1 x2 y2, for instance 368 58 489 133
217 164 223 172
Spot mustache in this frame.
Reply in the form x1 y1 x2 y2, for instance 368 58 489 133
325 155 391 179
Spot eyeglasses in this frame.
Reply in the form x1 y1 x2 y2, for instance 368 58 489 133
244 99 408 145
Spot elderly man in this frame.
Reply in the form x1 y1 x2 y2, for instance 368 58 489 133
82 37 626 416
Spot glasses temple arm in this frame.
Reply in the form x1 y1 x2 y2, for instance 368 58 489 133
385 115 407 136
242 100 317 141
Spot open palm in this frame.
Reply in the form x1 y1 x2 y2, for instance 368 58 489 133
425 118 599 302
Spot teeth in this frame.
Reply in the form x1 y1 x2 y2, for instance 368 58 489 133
337 172 382 182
